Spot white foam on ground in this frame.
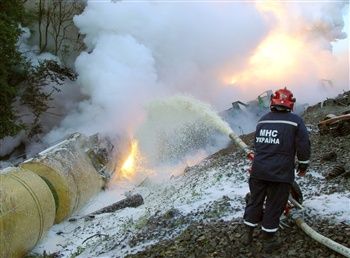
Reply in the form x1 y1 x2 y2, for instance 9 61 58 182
303 192 350 224
31 157 349 257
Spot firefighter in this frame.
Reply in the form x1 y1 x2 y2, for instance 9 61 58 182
242 87 311 253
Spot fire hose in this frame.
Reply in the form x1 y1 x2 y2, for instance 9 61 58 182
289 197 350 258
228 131 350 257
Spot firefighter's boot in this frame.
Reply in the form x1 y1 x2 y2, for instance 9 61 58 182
262 232 282 253
242 225 254 246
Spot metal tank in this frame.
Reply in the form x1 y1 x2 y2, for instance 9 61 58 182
20 133 105 223
0 167 56 258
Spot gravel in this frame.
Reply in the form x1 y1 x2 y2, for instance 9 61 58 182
123 92 350 258
26 92 350 258
127 218 349 258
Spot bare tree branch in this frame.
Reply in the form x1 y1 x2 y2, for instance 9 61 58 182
36 0 85 59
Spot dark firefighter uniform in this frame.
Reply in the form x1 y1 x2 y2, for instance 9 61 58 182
243 111 311 233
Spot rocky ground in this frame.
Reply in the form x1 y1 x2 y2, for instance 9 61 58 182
28 91 350 258
124 92 350 258
127 218 350 258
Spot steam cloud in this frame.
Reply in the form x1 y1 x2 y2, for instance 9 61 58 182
232 1 349 103
45 1 348 144
45 1 268 143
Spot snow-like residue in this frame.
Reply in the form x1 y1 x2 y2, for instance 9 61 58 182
31 155 349 258
43 1 349 144
31 154 250 257
303 193 350 224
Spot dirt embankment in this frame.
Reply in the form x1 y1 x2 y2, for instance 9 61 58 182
127 91 350 258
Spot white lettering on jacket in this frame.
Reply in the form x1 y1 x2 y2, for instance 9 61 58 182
259 129 278 137
256 129 280 144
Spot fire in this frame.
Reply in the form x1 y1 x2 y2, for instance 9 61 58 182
255 1 285 19
109 137 154 185
228 32 304 84
226 1 307 86
252 33 302 79
119 139 139 180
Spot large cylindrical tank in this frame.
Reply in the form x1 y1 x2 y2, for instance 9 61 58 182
20 133 104 223
0 167 56 258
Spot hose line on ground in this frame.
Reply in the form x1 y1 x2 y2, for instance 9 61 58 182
289 197 350 258
295 217 350 257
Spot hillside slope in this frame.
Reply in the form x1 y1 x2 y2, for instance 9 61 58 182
29 92 350 258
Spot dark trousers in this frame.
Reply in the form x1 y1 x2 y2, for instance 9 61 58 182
243 177 291 232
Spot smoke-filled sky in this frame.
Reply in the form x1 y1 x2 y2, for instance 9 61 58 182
45 0 349 143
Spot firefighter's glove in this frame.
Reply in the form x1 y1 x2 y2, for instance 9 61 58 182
297 163 308 177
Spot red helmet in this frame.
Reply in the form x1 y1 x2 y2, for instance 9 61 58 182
270 87 296 111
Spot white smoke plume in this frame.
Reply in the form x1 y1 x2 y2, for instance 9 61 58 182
230 1 349 103
44 1 268 143
44 0 348 145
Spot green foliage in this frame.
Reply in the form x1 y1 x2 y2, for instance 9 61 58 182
33 0 85 59
0 0 26 138
21 60 77 137
0 1 79 141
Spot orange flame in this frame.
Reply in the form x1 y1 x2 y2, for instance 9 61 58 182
224 1 308 87
119 139 139 180
109 137 155 185
229 32 303 84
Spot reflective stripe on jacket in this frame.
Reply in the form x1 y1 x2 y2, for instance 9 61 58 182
251 111 311 183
